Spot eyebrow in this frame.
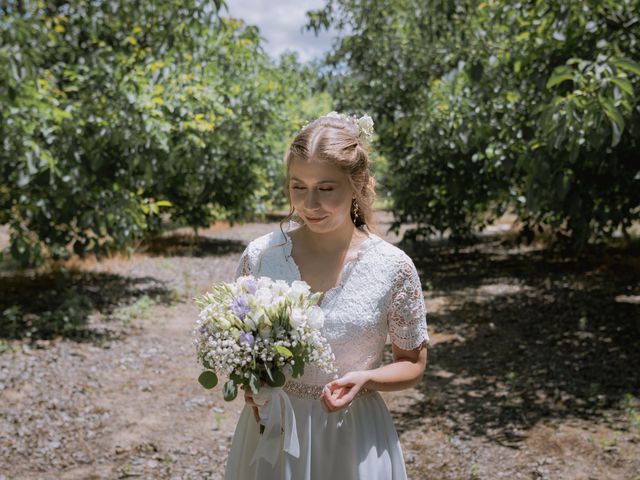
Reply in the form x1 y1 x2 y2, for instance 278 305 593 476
290 177 338 184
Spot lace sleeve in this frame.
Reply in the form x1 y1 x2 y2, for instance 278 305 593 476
386 257 429 350
234 246 252 280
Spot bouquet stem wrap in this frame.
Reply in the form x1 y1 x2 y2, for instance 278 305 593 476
250 386 300 466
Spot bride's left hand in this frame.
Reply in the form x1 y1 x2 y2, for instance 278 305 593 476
321 371 370 413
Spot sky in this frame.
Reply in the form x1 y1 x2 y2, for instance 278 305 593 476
224 0 341 63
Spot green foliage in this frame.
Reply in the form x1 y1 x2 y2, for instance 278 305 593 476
0 0 311 267
222 378 237 401
307 0 640 247
198 370 219 389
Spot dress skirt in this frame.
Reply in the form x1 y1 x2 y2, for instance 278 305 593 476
224 390 408 480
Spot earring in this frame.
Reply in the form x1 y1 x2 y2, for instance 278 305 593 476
352 199 360 224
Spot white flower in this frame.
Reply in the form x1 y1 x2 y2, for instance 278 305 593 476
357 114 374 139
290 280 311 297
322 111 374 142
290 307 306 328
217 317 231 329
273 279 289 295
254 287 273 305
243 313 258 330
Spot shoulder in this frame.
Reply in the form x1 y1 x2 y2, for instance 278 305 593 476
368 234 417 272
241 229 289 263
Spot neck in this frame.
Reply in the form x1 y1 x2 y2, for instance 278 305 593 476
302 221 359 255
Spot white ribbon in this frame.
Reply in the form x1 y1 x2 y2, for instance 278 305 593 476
250 386 300 466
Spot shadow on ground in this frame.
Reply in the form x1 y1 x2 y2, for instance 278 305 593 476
393 235 640 447
137 233 245 257
0 268 174 341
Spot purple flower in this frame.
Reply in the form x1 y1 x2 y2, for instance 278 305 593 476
232 294 252 320
239 331 255 346
245 279 257 295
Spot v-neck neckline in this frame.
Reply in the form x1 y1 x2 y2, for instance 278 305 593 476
282 223 374 305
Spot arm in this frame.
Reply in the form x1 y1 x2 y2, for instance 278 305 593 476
320 341 428 412
321 255 429 412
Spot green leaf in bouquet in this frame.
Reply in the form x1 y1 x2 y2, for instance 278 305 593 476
292 360 305 378
264 364 275 383
249 372 260 394
223 379 238 401
274 345 293 358
291 342 304 356
198 370 218 389
266 369 286 387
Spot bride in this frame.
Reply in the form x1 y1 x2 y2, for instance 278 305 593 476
224 112 429 479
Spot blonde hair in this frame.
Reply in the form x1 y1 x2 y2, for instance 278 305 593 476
279 114 378 235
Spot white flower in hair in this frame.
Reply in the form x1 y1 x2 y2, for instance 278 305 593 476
323 111 375 142
356 114 374 139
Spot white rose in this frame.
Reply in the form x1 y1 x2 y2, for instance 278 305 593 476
307 306 325 329
257 276 273 289
255 288 273 306
274 280 289 295
290 280 311 297
289 307 306 328
272 294 287 306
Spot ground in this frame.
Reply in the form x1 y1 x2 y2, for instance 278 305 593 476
0 213 638 479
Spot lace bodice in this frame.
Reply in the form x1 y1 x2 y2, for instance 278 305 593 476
234 222 429 385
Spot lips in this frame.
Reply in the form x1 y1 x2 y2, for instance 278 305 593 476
305 215 327 223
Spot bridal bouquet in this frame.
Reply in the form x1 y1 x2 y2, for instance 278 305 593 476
193 275 335 406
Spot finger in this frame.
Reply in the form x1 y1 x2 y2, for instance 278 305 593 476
334 393 355 408
324 392 342 410
252 406 260 423
244 392 257 407
320 395 333 413
333 386 349 399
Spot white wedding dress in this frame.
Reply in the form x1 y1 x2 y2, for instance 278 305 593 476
224 222 429 480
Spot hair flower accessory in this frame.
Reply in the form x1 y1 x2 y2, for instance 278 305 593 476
324 111 375 142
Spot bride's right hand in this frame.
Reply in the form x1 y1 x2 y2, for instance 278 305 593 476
242 387 261 423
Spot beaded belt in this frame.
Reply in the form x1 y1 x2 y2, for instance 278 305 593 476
283 380 373 400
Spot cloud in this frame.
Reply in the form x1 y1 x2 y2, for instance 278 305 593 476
224 0 340 63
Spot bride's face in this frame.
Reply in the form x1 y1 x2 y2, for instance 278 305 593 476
288 156 355 234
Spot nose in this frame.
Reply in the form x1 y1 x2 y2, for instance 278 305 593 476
304 189 321 210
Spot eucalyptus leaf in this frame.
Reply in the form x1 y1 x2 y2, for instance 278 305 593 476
198 370 218 389
249 372 260 395
223 379 238 401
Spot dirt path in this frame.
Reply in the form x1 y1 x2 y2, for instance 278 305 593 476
1 216 638 479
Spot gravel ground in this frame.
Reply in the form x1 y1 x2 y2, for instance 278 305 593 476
1 214 639 479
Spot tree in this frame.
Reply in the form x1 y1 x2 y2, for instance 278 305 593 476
0 0 310 267
307 0 640 247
